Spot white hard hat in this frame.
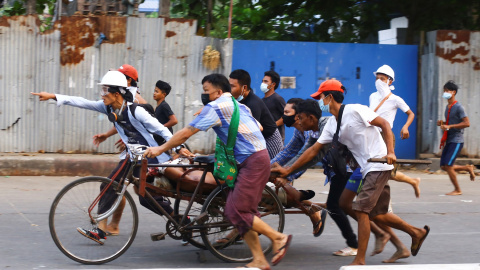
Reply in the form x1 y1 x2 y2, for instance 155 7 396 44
99 71 128 87
373 65 395 82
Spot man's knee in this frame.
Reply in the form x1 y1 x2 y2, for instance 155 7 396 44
441 165 453 172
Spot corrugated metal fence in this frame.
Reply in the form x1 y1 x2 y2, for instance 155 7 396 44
420 30 480 157
0 15 232 154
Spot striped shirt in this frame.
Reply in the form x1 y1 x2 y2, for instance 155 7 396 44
189 93 266 163
271 128 312 181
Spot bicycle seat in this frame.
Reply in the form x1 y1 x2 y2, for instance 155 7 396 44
193 154 215 164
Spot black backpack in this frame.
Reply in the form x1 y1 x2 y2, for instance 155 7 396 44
107 103 167 146
323 104 358 179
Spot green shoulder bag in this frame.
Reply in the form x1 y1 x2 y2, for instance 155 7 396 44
213 97 240 188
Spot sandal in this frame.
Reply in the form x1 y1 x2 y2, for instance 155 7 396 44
313 209 327 237
333 247 358 256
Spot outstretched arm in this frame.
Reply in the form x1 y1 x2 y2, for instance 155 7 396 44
31 92 56 101
271 142 324 178
400 109 415 139
144 125 200 158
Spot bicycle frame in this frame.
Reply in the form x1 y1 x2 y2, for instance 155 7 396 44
89 143 226 234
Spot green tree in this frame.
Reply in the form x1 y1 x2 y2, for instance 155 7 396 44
171 0 480 43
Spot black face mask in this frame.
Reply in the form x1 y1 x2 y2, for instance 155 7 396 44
201 93 211 106
282 114 296 127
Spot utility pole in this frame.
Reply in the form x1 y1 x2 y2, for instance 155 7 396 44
159 0 170 17
206 0 212 36
25 0 36 14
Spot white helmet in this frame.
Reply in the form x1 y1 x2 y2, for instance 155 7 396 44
99 71 128 88
373 65 395 82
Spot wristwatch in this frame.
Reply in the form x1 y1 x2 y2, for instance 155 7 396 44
174 144 186 152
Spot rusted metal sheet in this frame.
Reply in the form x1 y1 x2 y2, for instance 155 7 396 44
0 15 232 154
420 30 480 157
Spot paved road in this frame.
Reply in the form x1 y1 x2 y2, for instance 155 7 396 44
1 169 479 269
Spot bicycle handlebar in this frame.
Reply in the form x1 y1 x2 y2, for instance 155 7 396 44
128 144 148 156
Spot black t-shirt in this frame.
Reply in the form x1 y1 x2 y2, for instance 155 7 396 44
241 91 277 138
262 92 286 140
154 101 174 134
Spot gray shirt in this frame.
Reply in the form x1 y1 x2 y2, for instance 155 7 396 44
445 102 467 144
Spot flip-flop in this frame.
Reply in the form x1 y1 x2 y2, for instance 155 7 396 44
238 266 271 270
271 234 293 266
313 209 327 237
105 231 119 236
411 225 430 256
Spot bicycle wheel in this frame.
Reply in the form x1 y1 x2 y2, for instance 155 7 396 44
49 176 139 264
173 197 206 249
200 185 285 263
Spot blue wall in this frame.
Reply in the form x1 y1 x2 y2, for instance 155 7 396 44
232 40 418 159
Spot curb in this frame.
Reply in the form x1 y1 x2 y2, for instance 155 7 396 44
0 153 119 176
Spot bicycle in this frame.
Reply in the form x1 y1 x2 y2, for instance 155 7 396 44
49 144 285 265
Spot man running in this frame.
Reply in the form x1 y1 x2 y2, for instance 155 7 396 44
437 80 475 195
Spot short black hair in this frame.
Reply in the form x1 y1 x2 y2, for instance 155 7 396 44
264 70 280 90
202 73 231 93
323 86 346 103
297 99 322 119
286 98 304 113
155 80 172 96
229 69 252 90
107 86 133 102
125 75 137 87
444 80 458 94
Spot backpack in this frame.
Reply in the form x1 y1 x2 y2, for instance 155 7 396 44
323 104 358 180
107 103 167 146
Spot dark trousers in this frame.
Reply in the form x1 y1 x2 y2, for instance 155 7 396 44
326 173 358 249
98 159 172 215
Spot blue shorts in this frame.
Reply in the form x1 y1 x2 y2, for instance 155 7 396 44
345 167 363 193
440 142 463 166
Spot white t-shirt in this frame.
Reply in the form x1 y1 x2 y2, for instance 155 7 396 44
317 104 394 178
369 92 410 129
127 86 139 102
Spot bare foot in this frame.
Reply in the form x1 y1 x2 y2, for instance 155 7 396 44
467 165 476 181
371 233 390 256
238 263 271 270
413 178 421 198
105 224 120 235
446 190 462 196
311 211 322 234
271 234 290 265
382 247 410 263
349 259 366 265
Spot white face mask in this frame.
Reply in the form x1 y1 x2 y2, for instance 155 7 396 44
375 79 393 98
237 86 246 102
260 83 269 93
